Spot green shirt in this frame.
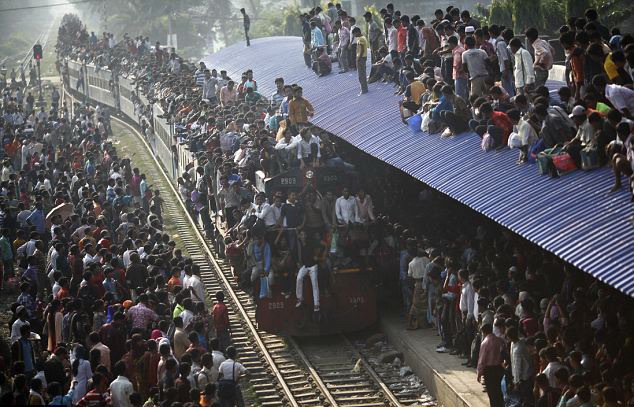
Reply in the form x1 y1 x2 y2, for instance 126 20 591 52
356 36 368 58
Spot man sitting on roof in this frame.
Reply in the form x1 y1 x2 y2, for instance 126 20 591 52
399 71 425 123
368 48 397 84
312 47 332 77
288 87 315 128
435 85 471 137
533 104 575 148
607 122 634 193
468 102 513 148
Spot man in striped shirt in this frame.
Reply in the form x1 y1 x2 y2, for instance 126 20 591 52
76 372 111 407
194 62 207 87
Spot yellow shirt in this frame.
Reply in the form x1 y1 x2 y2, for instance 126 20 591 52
604 53 619 81
356 36 368 58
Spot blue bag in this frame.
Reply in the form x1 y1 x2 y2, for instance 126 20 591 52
259 275 270 299
406 114 422 133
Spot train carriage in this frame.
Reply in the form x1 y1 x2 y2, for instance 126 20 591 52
251 166 377 336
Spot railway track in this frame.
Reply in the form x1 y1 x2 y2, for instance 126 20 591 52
63 86 436 407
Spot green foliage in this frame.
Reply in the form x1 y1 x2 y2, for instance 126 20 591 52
283 3 304 37
565 0 591 20
511 0 543 33
251 7 286 38
489 0 513 29
541 0 566 34
592 0 633 29
478 0 632 37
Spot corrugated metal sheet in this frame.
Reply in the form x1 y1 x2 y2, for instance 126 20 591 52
203 36 634 296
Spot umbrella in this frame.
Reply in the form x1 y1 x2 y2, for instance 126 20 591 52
46 203 75 227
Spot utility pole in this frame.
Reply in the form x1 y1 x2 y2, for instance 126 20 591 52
102 0 107 32
33 43 44 105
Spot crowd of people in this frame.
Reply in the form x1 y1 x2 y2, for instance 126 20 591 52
304 3 634 193
0 15 254 407
312 4 634 407
0 4 632 407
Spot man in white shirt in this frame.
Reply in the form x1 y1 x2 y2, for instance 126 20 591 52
218 346 249 402
10 307 29 344
386 18 398 53
202 70 219 103
274 132 298 168
335 187 359 224
109 361 134 407
88 332 111 372
196 352 218 389
541 346 568 387
254 193 279 228
185 268 205 303
296 128 320 168
507 327 534 406
406 248 430 329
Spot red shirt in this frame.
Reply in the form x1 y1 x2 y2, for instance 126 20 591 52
212 302 230 332
490 111 513 145
397 26 407 53
76 389 111 407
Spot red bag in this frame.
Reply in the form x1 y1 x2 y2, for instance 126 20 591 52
552 153 577 175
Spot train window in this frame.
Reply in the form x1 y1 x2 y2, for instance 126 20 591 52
120 86 133 101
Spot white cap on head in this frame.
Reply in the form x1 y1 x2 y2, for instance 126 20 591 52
569 105 587 118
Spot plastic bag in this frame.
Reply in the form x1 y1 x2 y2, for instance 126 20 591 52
406 114 422 133
421 112 431 132
259 275 270 299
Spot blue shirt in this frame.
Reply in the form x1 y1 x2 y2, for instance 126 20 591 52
253 242 272 274
311 27 325 47
20 338 34 372
26 209 45 234
431 95 453 121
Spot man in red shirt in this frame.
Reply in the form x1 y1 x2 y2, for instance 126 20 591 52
395 19 407 58
211 291 230 352
469 102 513 147
76 372 111 407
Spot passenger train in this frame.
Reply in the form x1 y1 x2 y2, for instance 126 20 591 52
63 59 377 336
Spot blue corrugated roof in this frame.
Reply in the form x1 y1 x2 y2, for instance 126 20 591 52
203 36 634 296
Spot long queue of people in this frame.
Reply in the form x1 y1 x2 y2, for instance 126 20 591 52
303 3 634 196
0 20 257 407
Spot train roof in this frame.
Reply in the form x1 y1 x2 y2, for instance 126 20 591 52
208 36 633 296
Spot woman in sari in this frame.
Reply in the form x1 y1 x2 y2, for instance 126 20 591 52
46 299 64 352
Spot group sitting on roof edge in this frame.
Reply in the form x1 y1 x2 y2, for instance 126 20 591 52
303 4 634 196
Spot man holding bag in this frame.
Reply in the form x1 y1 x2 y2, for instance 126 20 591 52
218 346 249 407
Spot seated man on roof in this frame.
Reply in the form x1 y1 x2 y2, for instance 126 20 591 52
592 75 634 120
468 102 513 149
434 85 471 137
564 106 603 167
533 103 575 149
274 127 299 170
506 109 540 164
368 48 397 84
607 122 634 193
399 71 425 123
311 47 332 77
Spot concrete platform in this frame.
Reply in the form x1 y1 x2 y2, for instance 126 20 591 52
380 311 489 407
